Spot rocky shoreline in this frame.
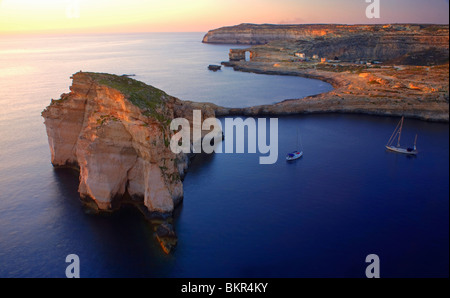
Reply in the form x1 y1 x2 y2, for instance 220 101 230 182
213 60 449 122
203 24 449 122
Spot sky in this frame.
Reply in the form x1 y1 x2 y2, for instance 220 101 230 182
0 0 448 35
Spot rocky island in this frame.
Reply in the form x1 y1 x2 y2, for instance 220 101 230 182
42 72 217 253
204 24 449 121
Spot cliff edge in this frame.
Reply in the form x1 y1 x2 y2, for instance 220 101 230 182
42 72 216 252
203 23 449 64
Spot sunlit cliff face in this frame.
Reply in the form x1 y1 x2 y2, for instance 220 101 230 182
42 73 184 213
309 29 328 36
42 72 221 220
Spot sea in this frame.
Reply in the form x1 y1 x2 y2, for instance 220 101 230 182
0 32 448 278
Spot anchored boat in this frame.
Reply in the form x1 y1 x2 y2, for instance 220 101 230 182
286 129 304 161
386 116 418 155
286 151 304 161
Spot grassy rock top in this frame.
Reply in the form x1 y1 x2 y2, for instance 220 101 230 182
84 72 171 123
85 72 168 110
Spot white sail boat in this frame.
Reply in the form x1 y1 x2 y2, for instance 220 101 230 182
386 117 418 155
286 129 304 161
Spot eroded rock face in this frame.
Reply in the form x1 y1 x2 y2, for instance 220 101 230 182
203 24 449 64
155 223 177 254
42 72 215 215
203 23 333 45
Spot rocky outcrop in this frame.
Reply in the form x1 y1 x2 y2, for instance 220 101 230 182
203 23 449 44
218 61 449 122
208 65 222 71
228 49 247 61
155 223 177 254
42 72 216 216
204 24 449 64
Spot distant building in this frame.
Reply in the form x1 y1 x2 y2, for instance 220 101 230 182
295 52 306 59
320 58 327 63
312 54 319 60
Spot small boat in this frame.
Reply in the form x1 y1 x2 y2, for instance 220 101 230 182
286 129 304 161
286 151 303 161
386 117 418 155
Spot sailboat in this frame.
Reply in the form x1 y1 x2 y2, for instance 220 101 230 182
286 129 304 161
386 116 418 155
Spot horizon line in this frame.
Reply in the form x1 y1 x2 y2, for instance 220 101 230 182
1 22 448 37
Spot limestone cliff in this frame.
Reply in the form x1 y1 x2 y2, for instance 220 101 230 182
218 61 449 122
203 23 449 64
203 23 337 44
42 72 215 216
206 24 448 122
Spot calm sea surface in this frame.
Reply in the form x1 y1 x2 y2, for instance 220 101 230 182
0 33 448 278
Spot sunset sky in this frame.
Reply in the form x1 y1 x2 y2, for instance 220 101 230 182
0 0 448 34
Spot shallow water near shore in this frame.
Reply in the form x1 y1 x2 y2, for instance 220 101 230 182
0 33 448 278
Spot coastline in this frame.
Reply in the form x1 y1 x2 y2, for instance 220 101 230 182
202 24 449 122
211 60 449 122
210 62 449 123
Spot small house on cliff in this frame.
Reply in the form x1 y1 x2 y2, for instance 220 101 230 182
295 52 306 59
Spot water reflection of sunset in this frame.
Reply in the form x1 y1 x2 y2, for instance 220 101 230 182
0 66 35 77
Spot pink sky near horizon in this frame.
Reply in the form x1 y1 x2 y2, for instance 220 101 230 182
0 0 448 35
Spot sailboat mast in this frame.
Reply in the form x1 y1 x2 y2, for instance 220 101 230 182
397 117 404 147
414 134 418 150
387 118 401 146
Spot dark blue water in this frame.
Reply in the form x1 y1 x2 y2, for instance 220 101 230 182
180 115 450 278
0 33 448 278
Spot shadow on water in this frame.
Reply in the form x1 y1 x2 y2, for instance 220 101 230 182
51 168 179 277
51 168 82 207
50 151 220 277
173 152 216 225
187 151 217 171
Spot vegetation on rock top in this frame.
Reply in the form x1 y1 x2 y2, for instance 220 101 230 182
85 72 169 122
